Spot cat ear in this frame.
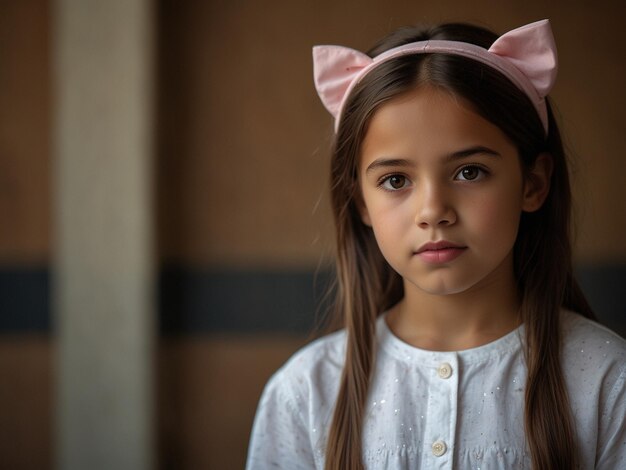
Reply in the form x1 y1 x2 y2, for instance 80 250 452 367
489 19 558 97
312 45 373 118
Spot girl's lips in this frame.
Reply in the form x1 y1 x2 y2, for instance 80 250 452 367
415 241 467 264
416 247 466 264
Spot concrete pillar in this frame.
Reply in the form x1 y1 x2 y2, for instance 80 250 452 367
53 1 154 469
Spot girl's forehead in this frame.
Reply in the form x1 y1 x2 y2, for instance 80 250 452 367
359 86 515 164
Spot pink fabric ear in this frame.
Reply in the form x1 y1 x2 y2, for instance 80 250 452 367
312 20 558 134
313 45 373 118
488 19 557 97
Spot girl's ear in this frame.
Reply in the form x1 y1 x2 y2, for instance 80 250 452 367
522 152 553 212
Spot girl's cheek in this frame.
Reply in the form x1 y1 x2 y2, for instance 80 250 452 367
379 202 415 226
474 197 523 236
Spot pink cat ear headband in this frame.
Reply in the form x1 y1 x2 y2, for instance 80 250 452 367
312 19 558 134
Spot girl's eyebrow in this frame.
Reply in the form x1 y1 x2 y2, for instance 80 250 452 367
365 146 502 174
446 146 502 161
365 158 413 174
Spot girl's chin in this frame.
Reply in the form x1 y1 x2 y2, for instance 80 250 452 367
404 278 476 297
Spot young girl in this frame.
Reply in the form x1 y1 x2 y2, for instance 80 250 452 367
246 19 625 469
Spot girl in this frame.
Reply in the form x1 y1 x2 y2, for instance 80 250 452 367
246 19 625 469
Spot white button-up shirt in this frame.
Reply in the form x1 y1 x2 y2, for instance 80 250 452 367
246 311 625 469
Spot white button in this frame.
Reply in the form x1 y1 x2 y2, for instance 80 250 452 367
432 440 447 456
437 362 453 379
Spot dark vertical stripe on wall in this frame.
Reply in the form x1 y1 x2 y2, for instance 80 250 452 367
0 265 624 335
0 268 50 333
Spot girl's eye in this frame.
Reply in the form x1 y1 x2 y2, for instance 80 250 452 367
456 165 487 181
380 175 409 191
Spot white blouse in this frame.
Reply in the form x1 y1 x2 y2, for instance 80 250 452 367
246 311 625 469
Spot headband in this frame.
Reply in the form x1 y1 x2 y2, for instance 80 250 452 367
313 19 557 134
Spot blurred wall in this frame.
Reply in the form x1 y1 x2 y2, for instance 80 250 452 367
1 0 625 469
0 1 51 468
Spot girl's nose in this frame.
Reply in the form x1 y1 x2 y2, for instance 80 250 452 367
414 186 457 228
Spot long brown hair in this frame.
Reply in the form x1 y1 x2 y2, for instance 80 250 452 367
323 22 596 470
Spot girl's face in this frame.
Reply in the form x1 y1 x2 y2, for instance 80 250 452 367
358 86 546 298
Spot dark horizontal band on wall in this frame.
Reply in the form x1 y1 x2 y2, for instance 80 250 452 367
0 265 624 336
158 266 333 335
0 268 50 333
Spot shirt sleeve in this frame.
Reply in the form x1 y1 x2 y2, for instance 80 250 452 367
246 371 317 470
596 367 626 469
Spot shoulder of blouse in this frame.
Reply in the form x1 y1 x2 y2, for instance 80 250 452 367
560 309 625 394
260 328 348 403
561 310 625 361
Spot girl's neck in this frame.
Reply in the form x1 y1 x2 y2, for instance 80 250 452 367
386 267 521 352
